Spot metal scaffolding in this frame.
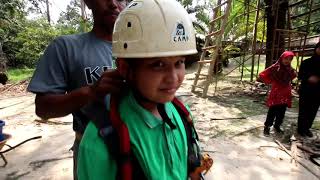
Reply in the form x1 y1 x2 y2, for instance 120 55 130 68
191 0 319 96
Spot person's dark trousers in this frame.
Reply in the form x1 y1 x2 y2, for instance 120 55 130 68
298 94 320 134
265 104 287 128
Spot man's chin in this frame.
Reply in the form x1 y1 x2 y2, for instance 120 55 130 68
97 20 115 34
104 16 117 25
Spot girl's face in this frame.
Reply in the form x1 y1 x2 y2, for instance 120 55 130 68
282 56 293 66
315 47 320 56
125 56 185 104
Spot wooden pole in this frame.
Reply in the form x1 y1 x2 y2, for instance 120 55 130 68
256 12 266 77
275 140 320 179
300 0 313 62
250 0 260 81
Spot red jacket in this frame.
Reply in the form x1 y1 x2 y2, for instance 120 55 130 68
259 51 297 107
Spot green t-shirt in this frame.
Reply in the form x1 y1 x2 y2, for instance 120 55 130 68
77 92 188 180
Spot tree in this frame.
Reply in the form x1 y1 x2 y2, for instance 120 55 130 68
184 0 267 42
26 0 51 24
1 0 94 68
0 0 26 66
264 0 288 68
0 0 25 44
57 0 92 33
290 0 320 35
14 18 58 66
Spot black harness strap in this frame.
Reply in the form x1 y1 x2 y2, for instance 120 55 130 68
157 103 177 129
171 100 201 174
91 97 201 179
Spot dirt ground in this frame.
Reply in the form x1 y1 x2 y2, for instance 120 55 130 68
0 59 319 180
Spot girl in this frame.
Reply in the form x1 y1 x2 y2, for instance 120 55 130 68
259 51 297 135
77 0 212 179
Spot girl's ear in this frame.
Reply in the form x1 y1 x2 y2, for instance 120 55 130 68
116 58 129 79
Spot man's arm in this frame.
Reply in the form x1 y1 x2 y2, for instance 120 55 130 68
35 70 124 119
35 86 92 119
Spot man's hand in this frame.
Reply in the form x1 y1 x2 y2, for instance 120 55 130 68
308 75 320 84
89 70 125 101
189 154 213 180
35 70 125 119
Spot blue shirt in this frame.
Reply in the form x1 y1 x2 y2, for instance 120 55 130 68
28 32 113 133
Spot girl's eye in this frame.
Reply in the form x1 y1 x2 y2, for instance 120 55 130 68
175 59 185 66
177 59 185 65
150 61 165 68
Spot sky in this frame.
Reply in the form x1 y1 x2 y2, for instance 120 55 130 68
27 0 74 23
28 0 215 24
50 0 72 22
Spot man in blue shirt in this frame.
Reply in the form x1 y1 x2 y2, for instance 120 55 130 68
27 0 127 179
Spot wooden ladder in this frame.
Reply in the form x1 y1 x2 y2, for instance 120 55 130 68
191 0 232 97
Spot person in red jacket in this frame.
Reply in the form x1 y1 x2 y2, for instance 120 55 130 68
259 51 297 136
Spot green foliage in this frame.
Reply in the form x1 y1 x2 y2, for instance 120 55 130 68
0 0 26 66
1 0 93 68
290 0 320 35
224 0 267 42
3 18 60 67
0 0 25 44
5 0 318 70
14 18 58 67
57 0 92 33
186 0 268 43
224 45 240 53
26 0 46 15
193 7 210 35
7 67 34 82
177 0 192 8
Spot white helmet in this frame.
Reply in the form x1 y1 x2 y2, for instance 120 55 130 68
112 0 197 58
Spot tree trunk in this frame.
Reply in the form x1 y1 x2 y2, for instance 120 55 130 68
46 0 51 25
80 0 87 32
264 0 273 68
274 1 288 64
264 0 288 68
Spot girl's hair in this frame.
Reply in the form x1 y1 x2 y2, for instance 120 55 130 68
124 58 139 68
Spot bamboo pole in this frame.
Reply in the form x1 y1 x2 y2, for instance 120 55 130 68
250 0 260 81
275 140 320 179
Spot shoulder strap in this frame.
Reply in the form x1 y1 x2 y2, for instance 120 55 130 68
171 97 202 175
95 95 150 180
109 95 132 180
92 95 132 180
172 97 199 141
172 97 190 117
